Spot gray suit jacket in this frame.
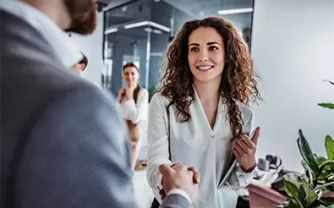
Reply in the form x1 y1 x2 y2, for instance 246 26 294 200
0 10 190 208
161 194 191 208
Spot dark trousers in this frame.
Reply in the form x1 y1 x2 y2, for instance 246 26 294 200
150 198 160 208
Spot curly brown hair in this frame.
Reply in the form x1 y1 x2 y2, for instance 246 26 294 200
160 17 260 138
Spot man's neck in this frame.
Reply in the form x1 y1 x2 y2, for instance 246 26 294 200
21 0 71 29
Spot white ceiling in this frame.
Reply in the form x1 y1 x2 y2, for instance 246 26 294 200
103 0 254 32
101 0 254 15
162 0 254 31
163 0 254 17
100 0 136 11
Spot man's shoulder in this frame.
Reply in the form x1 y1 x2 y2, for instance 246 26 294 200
38 69 115 114
2 53 116 126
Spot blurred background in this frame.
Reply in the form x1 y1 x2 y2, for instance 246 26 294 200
102 0 255 95
68 0 334 207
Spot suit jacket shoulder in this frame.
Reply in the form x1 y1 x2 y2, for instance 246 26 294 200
160 194 191 208
1 10 136 208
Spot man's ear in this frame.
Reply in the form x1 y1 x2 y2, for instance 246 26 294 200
80 64 86 72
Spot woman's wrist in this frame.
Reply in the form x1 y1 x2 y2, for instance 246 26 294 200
240 163 256 173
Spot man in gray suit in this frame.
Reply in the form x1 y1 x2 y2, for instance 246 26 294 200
0 0 199 207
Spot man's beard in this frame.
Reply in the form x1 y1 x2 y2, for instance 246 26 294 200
64 0 97 35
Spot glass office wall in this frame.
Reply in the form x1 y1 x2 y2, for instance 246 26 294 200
103 0 255 95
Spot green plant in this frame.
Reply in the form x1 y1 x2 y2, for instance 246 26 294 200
148 86 159 103
278 79 334 208
277 131 334 208
318 80 334 110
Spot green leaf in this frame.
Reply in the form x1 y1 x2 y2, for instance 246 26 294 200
316 181 334 192
298 178 307 202
284 174 304 207
325 136 334 160
148 87 159 102
299 178 318 206
315 155 328 166
327 205 334 208
298 130 319 174
319 161 334 174
288 198 303 208
318 172 334 181
326 184 334 192
284 174 301 198
324 79 334 86
318 103 334 109
329 173 334 181
302 160 315 186
319 197 334 206
305 188 318 206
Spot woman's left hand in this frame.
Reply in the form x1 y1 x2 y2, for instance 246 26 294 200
233 127 260 172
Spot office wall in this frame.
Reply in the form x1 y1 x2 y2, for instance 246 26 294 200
252 0 334 170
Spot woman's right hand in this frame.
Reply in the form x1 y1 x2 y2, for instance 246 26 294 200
159 164 200 204
171 163 200 184
117 88 125 103
159 163 200 200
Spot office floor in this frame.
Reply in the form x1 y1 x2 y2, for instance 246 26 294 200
134 143 154 207
138 145 148 160
133 170 154 208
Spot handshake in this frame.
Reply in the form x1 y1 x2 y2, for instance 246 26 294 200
159 163 200 205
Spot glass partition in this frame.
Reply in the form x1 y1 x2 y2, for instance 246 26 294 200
103 0 255 95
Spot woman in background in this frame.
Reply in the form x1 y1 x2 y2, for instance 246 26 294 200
117 62 148 169
147 17 261 208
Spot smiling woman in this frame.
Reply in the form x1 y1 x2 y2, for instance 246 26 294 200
161 16 259 137
147 17 261 208
187 27 225 93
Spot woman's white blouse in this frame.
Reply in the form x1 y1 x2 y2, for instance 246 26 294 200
146 91 255 208
119 88 148 124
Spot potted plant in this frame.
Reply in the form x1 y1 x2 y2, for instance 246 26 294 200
148 86 159 103
318 80 334 110
278 80 334 208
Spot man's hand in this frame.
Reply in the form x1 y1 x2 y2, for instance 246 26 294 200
159 164 200 200
171 163 200 184
159 164 199 205
234 126 260 172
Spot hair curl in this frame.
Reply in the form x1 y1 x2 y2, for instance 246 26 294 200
160 17 260 138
